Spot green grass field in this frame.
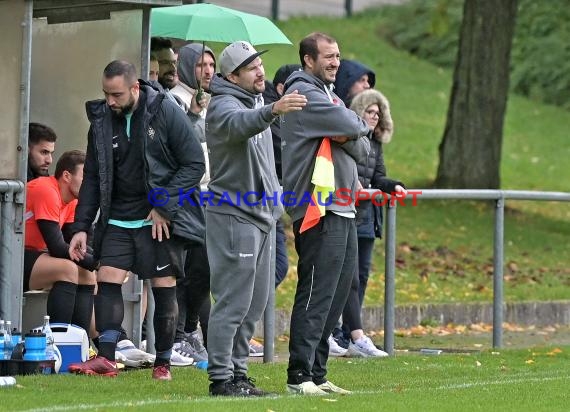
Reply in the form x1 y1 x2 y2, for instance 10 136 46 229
3 345 569 411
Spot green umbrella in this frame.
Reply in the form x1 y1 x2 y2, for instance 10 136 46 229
150 3 292 45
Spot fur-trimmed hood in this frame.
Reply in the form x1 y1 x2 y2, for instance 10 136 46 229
350 89 394 144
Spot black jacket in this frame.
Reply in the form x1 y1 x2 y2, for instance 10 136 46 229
74 81 206 255
356 133 403 238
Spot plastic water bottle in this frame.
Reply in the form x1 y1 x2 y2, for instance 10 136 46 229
3 321 13 360
0 377 16 387
0 320 5 351
42 316 56 362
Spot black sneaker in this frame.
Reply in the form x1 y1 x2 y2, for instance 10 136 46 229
209 380 256 397
233 375 272 396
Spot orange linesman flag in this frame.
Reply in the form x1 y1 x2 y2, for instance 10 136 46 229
299 137 335 233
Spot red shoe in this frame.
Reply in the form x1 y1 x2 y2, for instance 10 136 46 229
68 356 118 377
152 364 172 381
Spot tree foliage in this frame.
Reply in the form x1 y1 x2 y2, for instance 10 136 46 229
379 0 570 109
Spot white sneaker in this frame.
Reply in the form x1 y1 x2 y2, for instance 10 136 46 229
114 350 127 370
171 343 194 367
182 331 209 363
287 381 327 395
116 339 155 368
248 338 264 357
328 335 348 357
347 336 389 358
139 339 197 366
317 380 352 394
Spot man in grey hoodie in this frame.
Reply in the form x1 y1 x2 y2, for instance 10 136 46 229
281 32 370 395
170 42 216 365
205 40 307 397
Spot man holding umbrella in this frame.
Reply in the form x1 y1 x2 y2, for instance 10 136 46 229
205 41 306 397
169 43 216 365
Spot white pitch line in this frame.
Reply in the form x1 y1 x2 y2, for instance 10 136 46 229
434 374 570 390
19 396 267 412
18 372 570 412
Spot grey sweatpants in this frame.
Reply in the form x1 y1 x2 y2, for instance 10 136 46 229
206 211 274 382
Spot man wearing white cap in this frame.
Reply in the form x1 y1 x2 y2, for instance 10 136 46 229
205 41 307 397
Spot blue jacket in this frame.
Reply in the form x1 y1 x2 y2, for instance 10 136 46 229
333 59 376 106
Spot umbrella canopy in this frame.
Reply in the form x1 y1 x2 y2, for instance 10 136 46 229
151 3 292 45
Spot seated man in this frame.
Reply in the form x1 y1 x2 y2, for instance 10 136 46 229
27 122 57 182
24 150 97 333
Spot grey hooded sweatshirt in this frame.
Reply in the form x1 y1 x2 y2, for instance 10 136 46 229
172 43 217 188
171 42 216 121
281 70 370 223
205 74 283 233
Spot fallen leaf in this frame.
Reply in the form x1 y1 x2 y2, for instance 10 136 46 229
525 359 535 364
507 262 519 273
400 243 412 254
475 361 482 367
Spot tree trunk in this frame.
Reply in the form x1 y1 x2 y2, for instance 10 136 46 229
435 0 518 189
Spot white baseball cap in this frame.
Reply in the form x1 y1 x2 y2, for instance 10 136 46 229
219 41 268 77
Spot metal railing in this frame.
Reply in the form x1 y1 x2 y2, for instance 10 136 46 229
381 189 570 354
0 180 25 324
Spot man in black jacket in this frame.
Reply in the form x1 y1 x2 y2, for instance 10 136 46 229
68 60 205 380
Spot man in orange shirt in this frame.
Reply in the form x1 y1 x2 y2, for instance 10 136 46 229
24 150 97 333
27 122 57 182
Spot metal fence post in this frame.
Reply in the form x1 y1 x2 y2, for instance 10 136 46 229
493 196 505 348
145 280 155 354
0 182 25 327
271 0 279 20
345 0 353 17
384 200 397 355
141 6 151 81
263 223 276 362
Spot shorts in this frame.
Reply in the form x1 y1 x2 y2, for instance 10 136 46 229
99 224 186 279
23 249 45 292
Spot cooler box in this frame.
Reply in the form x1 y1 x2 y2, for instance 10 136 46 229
50 323 89 373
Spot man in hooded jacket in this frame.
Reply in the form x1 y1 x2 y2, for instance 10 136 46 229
281 32 370 395
170 42 216 364
205 41 306 397
333 59 376 107
68 60 205 381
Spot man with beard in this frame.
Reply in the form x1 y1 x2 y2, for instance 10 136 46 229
24 150 97 334
281 32 370 395
150 37 185 108
169 43 216 366
205 41 306 396
27 122 57 181
67 60 205 380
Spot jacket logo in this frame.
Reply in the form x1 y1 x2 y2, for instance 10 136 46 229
148 127 156 140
